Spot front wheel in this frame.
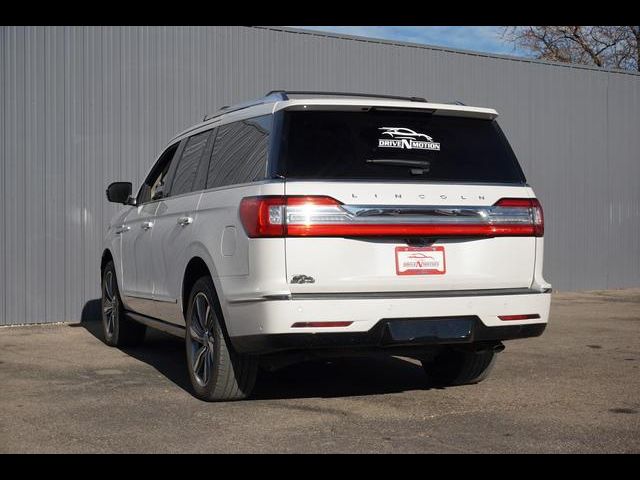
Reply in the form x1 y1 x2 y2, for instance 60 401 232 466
421 347 497 386
185 276 258 401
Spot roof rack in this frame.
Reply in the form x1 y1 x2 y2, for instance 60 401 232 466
201 90 429 121
202 91 286 122
265 90 427 103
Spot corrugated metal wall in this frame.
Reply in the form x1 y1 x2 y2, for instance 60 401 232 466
1 25 639 325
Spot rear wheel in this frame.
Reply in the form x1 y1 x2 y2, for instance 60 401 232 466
421 347 497 386
185 276 258 401
101 261 146 347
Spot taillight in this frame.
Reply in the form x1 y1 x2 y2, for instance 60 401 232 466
238 196 286 237
238 195 342 238
239 196 545 238
493 198 544 237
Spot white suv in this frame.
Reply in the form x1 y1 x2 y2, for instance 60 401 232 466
101 91 551 401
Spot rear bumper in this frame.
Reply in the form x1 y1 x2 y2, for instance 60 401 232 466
232 317 546 354
225 290 551 354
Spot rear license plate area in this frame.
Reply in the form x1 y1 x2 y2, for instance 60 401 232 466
384 317 475 345
395 246 446 275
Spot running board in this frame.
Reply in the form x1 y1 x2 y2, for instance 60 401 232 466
125 311 186 338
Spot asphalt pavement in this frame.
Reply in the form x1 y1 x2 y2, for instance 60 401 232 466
1 289 639 453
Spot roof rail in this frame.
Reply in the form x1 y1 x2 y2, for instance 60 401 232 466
202 91 287 122
266 90 427 103
202 90 429 121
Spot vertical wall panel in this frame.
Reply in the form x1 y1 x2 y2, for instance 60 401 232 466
1 25 639 325
0 27 6 325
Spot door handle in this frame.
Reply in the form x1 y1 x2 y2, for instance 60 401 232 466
177 216 193 226
115 225 130 234
141 221 154 230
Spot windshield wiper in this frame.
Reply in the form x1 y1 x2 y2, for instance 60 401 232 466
366 158 430 168
366 158 430 175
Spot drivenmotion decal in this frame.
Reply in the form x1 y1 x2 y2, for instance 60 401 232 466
378 127 441 151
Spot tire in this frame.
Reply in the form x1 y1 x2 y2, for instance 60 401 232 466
185 276 258 401
101 261 146 347
421 347 497 387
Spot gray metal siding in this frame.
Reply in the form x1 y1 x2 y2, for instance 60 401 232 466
1 25 639 325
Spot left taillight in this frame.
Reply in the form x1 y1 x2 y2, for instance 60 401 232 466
239 196 286 238
239 195 343 238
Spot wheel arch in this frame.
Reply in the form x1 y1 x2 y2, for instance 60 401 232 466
182 256 214 317
101 248 114 277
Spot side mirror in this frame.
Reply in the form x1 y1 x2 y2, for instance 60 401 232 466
106 182 133 204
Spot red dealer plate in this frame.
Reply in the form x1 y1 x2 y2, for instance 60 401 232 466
395 246 446 275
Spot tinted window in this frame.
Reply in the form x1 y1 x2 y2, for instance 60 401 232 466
277 110 525 184
206 115 272 189
169 130 212 196
137 142 180 204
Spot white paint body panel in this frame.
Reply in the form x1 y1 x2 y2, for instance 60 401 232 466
284 182 536 294
119 203 158 315
225 293 551 337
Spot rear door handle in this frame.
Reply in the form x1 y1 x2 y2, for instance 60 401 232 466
115 225 130 234
141 221 154 230
177 216 193 226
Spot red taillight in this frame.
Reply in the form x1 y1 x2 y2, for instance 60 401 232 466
239 196 286 237
494 197 544 237
239 196 342 238
239 196 545 238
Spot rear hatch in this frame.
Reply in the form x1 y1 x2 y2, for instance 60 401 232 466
246 106 543 294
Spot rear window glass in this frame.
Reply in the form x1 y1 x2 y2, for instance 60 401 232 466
277 110 525 184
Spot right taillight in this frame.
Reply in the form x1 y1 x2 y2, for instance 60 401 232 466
493 198 544 237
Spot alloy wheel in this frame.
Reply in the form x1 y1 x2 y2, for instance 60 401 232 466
103 270 118 338
189 292 215 387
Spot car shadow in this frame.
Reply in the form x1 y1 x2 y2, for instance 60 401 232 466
80 299 436 400
252 356 436 400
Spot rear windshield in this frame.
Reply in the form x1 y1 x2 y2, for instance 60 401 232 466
276 109 526 184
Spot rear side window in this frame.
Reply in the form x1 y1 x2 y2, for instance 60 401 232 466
206 115 272 189
169 129 213 196
277 110 525 184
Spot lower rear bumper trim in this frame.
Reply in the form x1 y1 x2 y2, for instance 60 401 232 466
232 316 546 354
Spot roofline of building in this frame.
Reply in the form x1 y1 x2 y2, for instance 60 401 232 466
252 26 640 78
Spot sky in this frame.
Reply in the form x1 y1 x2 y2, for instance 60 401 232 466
289 26 531 58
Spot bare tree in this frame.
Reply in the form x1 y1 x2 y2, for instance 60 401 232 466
503 26 640 72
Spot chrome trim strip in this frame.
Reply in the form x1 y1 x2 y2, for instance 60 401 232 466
152 295 178 304
290 288 546 300
123 292 155 301
124 293 177 304
226 288 548 304
227 293 292 304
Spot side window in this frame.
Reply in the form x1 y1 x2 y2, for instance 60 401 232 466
168 129 213 197
206 114 272 189
137 142 180 205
